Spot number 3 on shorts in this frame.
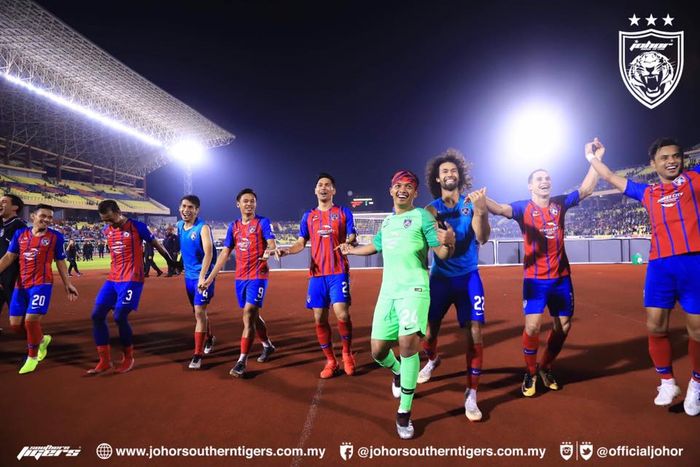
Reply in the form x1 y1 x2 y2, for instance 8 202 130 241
125 289 133 302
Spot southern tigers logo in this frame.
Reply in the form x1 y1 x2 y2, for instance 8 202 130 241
190 232 198 241
403 219 413 228
549 205 559 216
672 175 686 187
619 16 684 109
40 238 50 246
461 206 472 216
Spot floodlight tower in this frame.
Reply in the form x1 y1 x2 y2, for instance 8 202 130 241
168 140 205 195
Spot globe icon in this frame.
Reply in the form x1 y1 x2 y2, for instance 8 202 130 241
96 443 113 460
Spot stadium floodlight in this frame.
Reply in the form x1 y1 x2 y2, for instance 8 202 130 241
1 71 164 147
167 139 205 166
501 101 568 172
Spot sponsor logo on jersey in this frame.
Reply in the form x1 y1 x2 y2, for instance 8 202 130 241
318 225 334 237
658 191 683 207
541 222 559 239
237 238 250 251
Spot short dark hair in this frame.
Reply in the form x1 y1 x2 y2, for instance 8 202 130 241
528 168 549 183
317 172 336 187
3 193 24 213
236 188 257 201
648 137 683 161
180 194 201 208
98 199 120 214
33 203 54 212
425 148 472 199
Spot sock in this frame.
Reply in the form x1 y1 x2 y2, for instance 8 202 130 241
467 343 483 390
315 323 335 361
97 345 111 365
689 338 700 383
337 319 353 354
194 331 206 355
648 333 673 379
539 330 567 370
399 353 420 412
522 330 539 375
25 320 43 358
422 338 438 361
240 336 252 357
375 349 401 374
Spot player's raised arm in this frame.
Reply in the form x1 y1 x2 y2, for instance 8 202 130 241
586 138 629 193
486 197 513 219
469 187 491 244
577 137 606 200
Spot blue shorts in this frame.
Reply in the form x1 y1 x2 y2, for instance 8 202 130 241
95 281 144 311
644 253 700 313
185 278 215 306
428 271 486 326
9 285 53 316
236 279 268 308
306 273 350 309
523 276 574 317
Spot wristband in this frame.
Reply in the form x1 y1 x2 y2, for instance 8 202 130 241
585 153 597 163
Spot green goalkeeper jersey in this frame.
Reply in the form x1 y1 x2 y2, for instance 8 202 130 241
373 207 441 298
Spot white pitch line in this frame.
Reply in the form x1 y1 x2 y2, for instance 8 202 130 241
290 379 325 467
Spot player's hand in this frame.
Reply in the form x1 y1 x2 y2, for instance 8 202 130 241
260 248 281 261
277 248 289 258
66 284 79 301
199 278 212 290
585 137 605 161
437 222 455 248
468 187 488 215
336 243 353 255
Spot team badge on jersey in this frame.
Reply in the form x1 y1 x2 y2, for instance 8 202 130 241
40 238 50 246
461 206 471 216
123 232 131 238
532 210 540 217
248 226 256 233
331 213 339 220
672 175 686 187
190 232 198 241
403 219 412 228
619 17 684 109
549 205 559 216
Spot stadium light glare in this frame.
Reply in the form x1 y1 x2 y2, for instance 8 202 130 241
502 102 568 171
167 139 205 166
1 71 163 147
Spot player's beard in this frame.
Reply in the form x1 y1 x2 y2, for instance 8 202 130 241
440 178 458 192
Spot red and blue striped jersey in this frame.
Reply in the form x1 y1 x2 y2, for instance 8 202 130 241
224 216 275 280
8 227 65 288
299 205 355 277
624 168 700 260
510 191 580 279
104 219 154 283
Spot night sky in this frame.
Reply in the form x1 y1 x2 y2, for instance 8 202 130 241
36 0 700 221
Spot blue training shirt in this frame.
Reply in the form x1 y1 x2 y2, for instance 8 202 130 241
429 195 480 277
177 218 217 280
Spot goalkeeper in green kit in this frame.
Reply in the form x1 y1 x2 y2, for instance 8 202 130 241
340 170 455 439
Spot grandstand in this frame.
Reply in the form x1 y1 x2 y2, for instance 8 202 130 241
0 0 234 220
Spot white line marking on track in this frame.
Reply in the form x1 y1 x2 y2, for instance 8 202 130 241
290 379 325 467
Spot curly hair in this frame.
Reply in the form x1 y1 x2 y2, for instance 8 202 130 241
425 148 473 199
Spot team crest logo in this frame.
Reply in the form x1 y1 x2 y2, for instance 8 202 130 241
559 442 573 461
331 213 339 221
549 205 559 216
579 442 593 461
190 232 198 241
403 219 412 228
40 238 50 246
248 226 256 233
619 15 684 109
672 175 686 187
123 232 131 238
532 210 540 217
461 206 471 216
339 442 354 461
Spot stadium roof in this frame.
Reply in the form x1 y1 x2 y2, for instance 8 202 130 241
0 0 234 185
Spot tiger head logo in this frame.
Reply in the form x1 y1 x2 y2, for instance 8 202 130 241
626 51 674 100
